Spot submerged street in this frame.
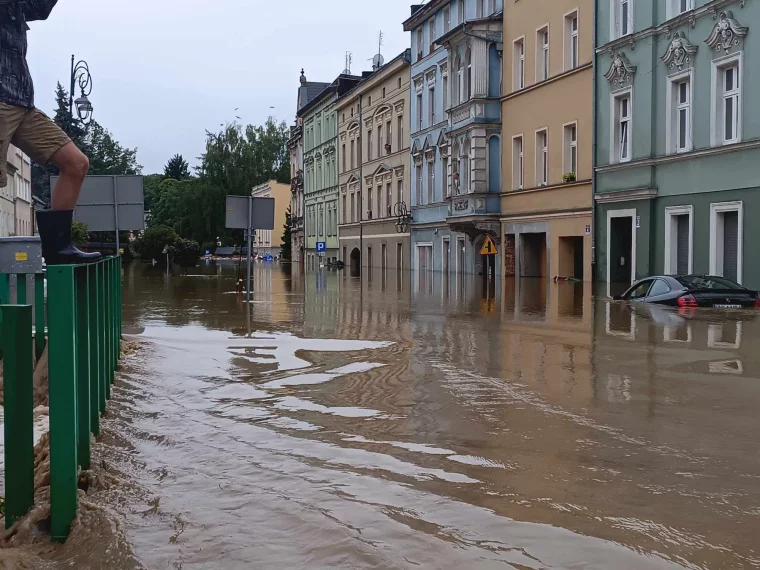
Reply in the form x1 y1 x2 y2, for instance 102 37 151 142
106 261 760 569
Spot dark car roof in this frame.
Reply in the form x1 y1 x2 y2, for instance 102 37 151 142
631 275 753 291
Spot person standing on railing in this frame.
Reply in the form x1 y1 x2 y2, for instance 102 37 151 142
0 0 100 264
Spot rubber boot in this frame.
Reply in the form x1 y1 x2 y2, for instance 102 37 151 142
36 210 102 265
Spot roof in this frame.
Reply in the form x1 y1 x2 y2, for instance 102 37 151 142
403 1 448 31
297 74 362 118
305 82 331 105
336 49 412 107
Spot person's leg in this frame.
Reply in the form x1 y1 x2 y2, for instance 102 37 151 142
48 142 89 210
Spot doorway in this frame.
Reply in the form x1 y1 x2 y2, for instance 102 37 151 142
558 236 584 280
608 212 634 289
521 233 547 277
350 248 361 277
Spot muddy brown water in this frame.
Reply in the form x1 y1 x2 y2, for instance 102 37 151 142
104 262 760 569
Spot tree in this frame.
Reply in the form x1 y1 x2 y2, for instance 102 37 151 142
280 208 292 261
164 154 190 180
72 221 88 247
169 238 200 272
132 226 178 264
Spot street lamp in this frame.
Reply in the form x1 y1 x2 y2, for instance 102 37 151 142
70 55 94 124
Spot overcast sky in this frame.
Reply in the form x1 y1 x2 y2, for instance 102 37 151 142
27 0 414 174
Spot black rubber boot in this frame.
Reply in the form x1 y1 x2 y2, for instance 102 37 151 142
36 210 102 265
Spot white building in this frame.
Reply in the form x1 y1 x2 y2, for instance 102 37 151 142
0 144 33 237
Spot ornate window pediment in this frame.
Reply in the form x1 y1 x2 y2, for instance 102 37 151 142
425 69 437 85
705 11 748 53
661 32 698 71
394 101 405 114
604 52 637 88
393 165 405 178
414 76 424 94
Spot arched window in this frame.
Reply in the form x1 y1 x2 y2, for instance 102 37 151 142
466 48 472 100
456 54 464 104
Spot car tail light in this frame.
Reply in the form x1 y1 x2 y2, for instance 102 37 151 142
678 294 698 308
755 296 760 308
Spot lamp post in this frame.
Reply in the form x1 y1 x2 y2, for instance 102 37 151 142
70 55 94 125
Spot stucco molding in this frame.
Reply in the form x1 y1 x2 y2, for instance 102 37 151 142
604 52 637 87
661 32 698 71
705 10 748 53
394 101 405 115
593 188 658 204
393 166 405 178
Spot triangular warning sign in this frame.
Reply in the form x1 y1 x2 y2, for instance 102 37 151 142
480 235 498 256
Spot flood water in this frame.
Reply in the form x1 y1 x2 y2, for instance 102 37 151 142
109 261 760 569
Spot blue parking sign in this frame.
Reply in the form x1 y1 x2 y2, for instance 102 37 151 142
316 242 326 253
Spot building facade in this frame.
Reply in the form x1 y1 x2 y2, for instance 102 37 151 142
299 74 360 269
289 71 330 267
501 0 593 282
404 0 504 287
251 180 290 257
595 0 760 291
1 144 32 237
336 50 412 277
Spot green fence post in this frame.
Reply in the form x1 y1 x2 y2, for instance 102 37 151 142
47 265 78 542
88 264 100 436
0 273 9 359
117 256 122 362
75 267 91 469
103 260 112 398
1 305 34 529
35 274 46 360
95 263 106 414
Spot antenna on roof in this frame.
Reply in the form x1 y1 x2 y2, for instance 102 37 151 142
342 51 352 75
371 31 385 71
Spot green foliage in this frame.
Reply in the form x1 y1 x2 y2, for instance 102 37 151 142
169 238 200 270
164 154 190 181
72 221 88 247
280 208 292 261
31 83 142 205
133 226 179 264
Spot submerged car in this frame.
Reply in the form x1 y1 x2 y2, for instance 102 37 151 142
615 275 760 308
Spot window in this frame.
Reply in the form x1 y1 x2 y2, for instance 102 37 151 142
513 38 525 90
342 144 346 172
386 120 392 153
457 0 463 24
668 0 694 19
429 83 436 124
397 179 403 207
368 96 371 106
512 136 524 190
443 6 451 33
417 91 423 129
537 27 549 81
612 91 632 163
387 182 392 217
478 0 486 17
350 139 355 169
442 68 449 111
536 129 548 186
398 77 402 90
382 87 386 98
564 123 578 176
428 160 435 204
398 115 403 149
377 187 381 219
649 279 671 298
457 56 465 103
565 11 579 70
442 154 450 197
342 195 347 223
466 48 472 99
667 73 692 154
613 0 633 39
722 64 740 144
367 129 373 160
367 187 373 219
377 125 383 158
429 18 436 53
350 193 355 223
710 201 743 283
357 191 362 221
664 206 693 275
416 164 423 205
417 28 424 60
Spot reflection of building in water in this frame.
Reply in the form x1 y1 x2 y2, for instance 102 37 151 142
251 265 292 323
251 180 291 258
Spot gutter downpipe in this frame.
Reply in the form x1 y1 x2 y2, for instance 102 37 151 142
591 0 598 284
359 93 364 284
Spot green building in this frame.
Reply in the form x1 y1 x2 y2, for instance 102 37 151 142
299 74 360 268
594 0 759 293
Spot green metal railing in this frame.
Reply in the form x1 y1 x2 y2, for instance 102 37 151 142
1 256 122 541
0 272 46 361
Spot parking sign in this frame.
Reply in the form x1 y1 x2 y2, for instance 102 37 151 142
316 242 326 253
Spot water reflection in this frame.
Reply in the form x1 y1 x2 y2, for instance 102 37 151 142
116 262 760 570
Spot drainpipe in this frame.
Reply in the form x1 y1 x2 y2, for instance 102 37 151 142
358 93 364 279
591 0 598 280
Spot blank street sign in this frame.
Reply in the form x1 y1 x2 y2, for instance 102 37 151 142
225 196 275 230
51 175 145 232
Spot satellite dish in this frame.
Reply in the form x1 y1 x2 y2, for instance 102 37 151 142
372 54 385 69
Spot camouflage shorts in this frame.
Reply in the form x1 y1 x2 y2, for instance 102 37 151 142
0 102 71 187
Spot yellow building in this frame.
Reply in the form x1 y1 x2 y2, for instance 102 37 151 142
251 180 290 257
501 0 593 281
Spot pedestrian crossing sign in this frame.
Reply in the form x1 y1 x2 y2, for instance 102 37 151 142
480 235 498 256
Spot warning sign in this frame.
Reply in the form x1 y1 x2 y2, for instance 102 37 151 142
480 235 498 256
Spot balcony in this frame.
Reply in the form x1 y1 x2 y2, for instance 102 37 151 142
445 193 500 240
290 216 304 232
290 170 303 193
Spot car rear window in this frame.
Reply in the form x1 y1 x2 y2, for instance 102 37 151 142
677 276 743 290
